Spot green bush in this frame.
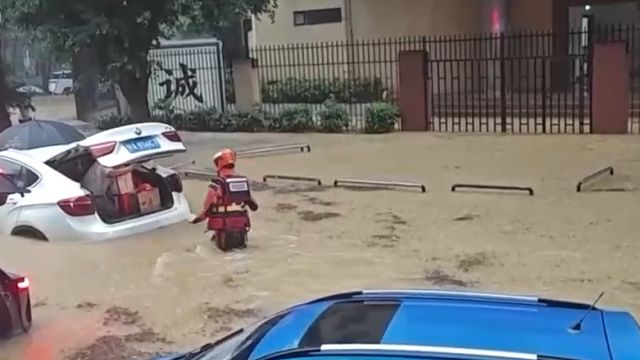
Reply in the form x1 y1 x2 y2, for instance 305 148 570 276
317 97 350 133
179 107 228 132
262 77 385 104
99 104 401 134
96 114 134 130
270 105 315 132
365 102 399 134
222 108 272 132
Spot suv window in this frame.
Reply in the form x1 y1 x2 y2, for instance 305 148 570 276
0 158 40 189
51 71 72 80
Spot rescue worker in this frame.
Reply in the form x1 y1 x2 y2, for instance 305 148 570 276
190 148 258 224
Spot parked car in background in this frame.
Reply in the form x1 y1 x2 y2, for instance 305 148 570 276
151 289 640 360
0 267 31 338
48 70 74 95
0 122 191 242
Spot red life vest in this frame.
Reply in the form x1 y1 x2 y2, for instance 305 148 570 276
210 175 252 209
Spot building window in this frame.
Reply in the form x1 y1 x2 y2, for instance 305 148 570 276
293 8 342 26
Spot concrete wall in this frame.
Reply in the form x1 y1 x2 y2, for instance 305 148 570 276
348 0 484 39
253 0 347 44
509 0 554 31
253 0 504 45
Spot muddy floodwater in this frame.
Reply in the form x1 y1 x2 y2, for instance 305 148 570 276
2 130 640 359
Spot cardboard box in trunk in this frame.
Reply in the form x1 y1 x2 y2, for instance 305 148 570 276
111 172 135 194
138 188 161 214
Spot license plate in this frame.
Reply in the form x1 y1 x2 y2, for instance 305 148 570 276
123 136 160 153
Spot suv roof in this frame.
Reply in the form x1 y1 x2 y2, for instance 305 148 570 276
249 290 640 360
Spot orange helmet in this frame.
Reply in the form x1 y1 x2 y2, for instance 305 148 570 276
213 148 236 171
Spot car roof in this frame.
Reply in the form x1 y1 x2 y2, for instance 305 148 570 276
248 290 639 360
0 148 39 163
19 143 78 162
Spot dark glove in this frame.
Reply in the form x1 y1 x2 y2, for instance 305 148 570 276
190 214 207 224
246 199 258 212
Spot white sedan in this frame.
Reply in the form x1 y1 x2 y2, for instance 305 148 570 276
0 122 192 242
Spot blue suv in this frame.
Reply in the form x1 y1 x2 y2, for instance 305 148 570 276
153 290 640 360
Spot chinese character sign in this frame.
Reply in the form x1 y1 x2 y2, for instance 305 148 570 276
148 41 227 114
159 63 204 103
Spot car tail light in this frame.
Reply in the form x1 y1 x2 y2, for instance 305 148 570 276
167 174 183 193
89 142 116 158
162 131 182 142
16 277 29 290
57 195 96 216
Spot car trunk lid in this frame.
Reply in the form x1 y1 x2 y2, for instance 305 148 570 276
46 123 186 173
78 122 185 167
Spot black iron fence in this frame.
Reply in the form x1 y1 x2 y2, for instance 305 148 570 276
249 37 426 130
427 30 591 134
242 25 640 133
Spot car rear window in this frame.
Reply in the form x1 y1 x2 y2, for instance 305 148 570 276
298 301 400 347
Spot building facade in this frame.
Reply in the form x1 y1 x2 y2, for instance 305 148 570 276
251 0 640 46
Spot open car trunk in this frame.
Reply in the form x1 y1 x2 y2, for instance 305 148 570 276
44 123 185 223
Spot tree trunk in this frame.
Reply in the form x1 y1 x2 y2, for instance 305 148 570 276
0 37 12 132
118 70 150 121
72 48 99 121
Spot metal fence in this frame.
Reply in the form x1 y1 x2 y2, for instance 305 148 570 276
246 25 640 134
427 30 590 134
250 38 426 130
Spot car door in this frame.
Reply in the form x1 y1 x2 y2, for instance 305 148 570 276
0 158 40 235
78 122 186 168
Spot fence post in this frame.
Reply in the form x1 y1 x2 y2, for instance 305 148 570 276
398 51 430 131
591 42 630 134
232 57 261 112
499 32 507 133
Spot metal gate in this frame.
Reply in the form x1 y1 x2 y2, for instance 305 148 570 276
426 31 591 134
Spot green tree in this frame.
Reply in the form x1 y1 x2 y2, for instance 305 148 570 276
2 0 277 121
0 15 39 131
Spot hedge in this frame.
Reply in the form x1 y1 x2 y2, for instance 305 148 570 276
261 77 385 104
97 102 399 134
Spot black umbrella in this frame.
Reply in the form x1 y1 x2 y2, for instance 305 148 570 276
0 120 86 151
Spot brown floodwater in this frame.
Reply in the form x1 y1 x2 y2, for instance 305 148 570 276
2 131 640 359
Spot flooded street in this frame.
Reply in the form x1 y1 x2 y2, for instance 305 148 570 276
2 124 640 358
